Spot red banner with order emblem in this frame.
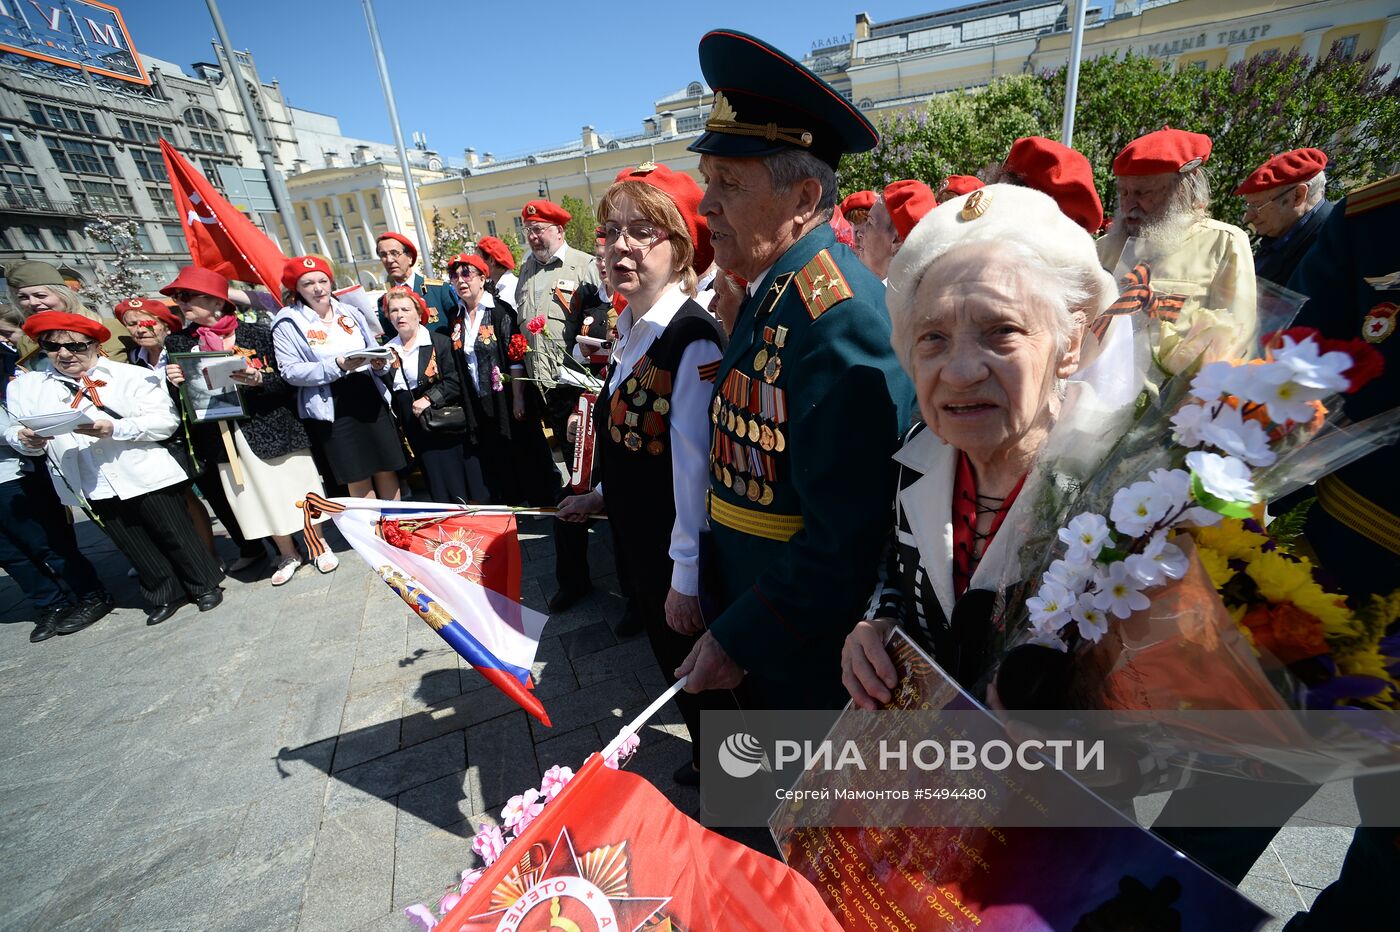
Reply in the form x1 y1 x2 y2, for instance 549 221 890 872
438 754 841 931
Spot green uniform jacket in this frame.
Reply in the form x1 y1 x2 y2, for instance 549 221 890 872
705 225 914 708
377 271 458 337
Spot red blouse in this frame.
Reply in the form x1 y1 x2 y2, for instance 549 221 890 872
951 452 1027 599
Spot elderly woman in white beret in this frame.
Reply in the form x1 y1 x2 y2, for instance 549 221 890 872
841 185 1118 707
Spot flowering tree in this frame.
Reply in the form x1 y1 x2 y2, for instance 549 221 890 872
428 207 475 279
79 216 157 311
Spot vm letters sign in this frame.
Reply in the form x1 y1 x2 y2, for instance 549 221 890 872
0 0 148 85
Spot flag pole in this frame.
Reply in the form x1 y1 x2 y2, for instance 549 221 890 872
1060 0 1088 146
362 0 433 272
600 678 688 764
204 0 304 255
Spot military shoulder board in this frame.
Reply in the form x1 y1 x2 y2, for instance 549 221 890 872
697 360 721 383
424 278 446 287
795 250 853 320
1346 173 1400 217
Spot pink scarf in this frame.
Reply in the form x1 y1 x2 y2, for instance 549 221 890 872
196 314 239 353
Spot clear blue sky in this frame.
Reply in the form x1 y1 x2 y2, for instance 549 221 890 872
116 0 962 161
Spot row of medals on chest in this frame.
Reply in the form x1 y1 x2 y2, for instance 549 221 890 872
711 323 788 452
610 370 671 455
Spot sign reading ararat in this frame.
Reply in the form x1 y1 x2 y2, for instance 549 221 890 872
0 0 148 85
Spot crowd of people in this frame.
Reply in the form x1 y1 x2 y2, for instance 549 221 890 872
1 23 1395 929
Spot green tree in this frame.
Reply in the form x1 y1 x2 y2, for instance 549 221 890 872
560 195 598 252
500 231 525 267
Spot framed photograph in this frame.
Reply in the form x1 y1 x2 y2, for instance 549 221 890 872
170 351 246 423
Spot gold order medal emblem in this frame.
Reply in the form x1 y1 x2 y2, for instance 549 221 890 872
632 390 648 407
711 396 722 417
959 189 990 221
764 356 782 383
128 298 143 307
652 397 670 415
727 410 738 434
760 485 775 506
774 427 786 452
624 431 643 452
753 347 769 373
722 465 733 486
610 425 623 443
625 377 638 394
747 418 761 443
759 424 775 451
646 439 664 456
302 257 316 268
527 205 537 215
747 480 761 503
636 161 658 174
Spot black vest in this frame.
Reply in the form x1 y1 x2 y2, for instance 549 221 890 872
594 300 723 582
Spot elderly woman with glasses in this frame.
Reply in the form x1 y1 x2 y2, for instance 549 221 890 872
556 163 727 785
4 312 226 626
841 185 1117 707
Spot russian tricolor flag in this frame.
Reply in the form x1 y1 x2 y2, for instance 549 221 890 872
327 499 552 726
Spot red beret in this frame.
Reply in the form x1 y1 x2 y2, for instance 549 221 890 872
522 200 570 226
283 255 335 293
1005 136 1104 234
1113 126 1212 176
160 265 234 309
839 190 877 215
1233 148 1328 195
22 311 110 344
938 175 984 199
383 285 430 325
612 162 714 273
446 252 489 278
475 235 515 271
882 180 937 242
114 297 183 331
375 232 418 261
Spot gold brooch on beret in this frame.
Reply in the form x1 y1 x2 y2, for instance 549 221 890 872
959 189 990 221
526 205 537 215
635 161 658 174
128 298 143 307
302 258 316 268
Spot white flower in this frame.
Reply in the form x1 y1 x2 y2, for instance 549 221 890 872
1110 480 1172 538
1170 402 1210 447
1027 628 1069 651
1027 581 1075 633
539 765 574 801
1149 466 1224 527
501 788 543 833
1189 361 1240 401
1186 450 1258 504
1071 594 1111 642
1091 562 1151 619
1197 404 1277 468
1236 363 1326 425
1125 533 1190 586
1057 513 1111 563
1272 334 1351 392
1046 557 1093 592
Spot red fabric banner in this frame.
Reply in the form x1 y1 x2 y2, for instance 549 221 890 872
159 139 287 295
439 755 841 931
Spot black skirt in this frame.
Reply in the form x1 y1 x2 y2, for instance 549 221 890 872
306 372 406 485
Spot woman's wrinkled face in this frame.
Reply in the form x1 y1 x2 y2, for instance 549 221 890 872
172 290 225 327
604 191 677 301
118 311 169 349
909 248 1079 465
386 298 421 339
296 271 333 307
40 329 100 377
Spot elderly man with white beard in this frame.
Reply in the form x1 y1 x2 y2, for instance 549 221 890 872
1094 128 1256 373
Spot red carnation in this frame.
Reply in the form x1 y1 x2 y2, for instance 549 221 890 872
526 315 546 335
381 519 412 550
507 333 530 362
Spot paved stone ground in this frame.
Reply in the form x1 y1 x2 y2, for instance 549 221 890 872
0 513 1349 930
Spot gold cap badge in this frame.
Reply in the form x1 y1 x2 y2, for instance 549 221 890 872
635 161 658 174
302 258 316 268
128 298 143 307
706 91 814 148
959 189 990 222
526 205 537 215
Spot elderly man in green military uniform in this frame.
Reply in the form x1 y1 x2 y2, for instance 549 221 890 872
374 231 456 335
675 29 913 711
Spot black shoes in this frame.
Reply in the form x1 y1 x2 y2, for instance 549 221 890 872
195 589 223 612
30 604 67 642
52 596 114 636
548 583 593 614
146 600 185 626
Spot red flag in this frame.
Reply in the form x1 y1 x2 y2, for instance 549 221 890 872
438 754 841 931
159 139 287 295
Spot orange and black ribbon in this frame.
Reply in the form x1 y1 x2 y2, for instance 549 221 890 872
1090 263 1187 341
69 375 106 409
297 492 345 559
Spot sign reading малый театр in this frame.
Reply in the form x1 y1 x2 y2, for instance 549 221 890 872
0 0 148 85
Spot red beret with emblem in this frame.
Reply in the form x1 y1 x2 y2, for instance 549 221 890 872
446 252 489 278
938 175 984 199
612 162 714 273
521 200 570 226
375 231 418 262
282 255 335 293
475 235 516 271
1005 136 1104 234
1233 148 1328 195
839 190 877 215
882 180 937 241
114 297 183 331
1113 126 1213 176
22 310 111 344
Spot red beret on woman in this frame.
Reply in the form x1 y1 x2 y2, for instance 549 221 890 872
1113 126 1213 176
882 180 938 241
446 252 489 278
937 175 984 200
613 161 714 272
282 255 335 293
375 231 418 261
839 190 877 215
1233 148 1328 195
1004 136 1104 234
114 297 183 331
22 310 111 343
475 235 516 271
521 199 571 226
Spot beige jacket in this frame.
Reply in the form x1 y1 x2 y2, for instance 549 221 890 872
514 245 602 387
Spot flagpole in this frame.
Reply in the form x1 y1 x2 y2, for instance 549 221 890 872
362 0 433 272
1060 0 1088 146
204 0 304 255
600 678 688 763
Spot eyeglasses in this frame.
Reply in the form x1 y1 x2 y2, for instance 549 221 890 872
602 222 667 249
449 267 482 280
523 224 555 237
40 339 96 355
377 248 408 259
1242 188 1294 216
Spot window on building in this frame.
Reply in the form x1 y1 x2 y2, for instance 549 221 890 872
182 107 219 130
187 130 228 153
199 159 231 188
1189 60 1208 71
117 118 175 144
66 178 136 214
26 100 99 134
0 229 9 249
486 219 497 237
370 192 380 209
345 197 356 213
20 225 46 250
332 240 345 260
1333 34 1359 59
162 222 185 251
513 216 525 239
147 185 176 216
0 127 28 165
130 148 167 183
133 224 154 252
677 114 704 133
306 238 319 254
51 227 74 251
355 234 366 255
300 205 310 221
323 201 332 216
45 136 120 175
1 169 46 209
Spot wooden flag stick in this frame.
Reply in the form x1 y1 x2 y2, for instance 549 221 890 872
219 421 243 486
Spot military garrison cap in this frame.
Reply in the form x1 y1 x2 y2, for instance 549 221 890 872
688 29 878 169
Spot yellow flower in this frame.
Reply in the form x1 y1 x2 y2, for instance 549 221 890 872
1189 520 1265 562
1197 546 1235 589
1245 551 1313 603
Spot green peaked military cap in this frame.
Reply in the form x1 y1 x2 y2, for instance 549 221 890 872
687 28 879 169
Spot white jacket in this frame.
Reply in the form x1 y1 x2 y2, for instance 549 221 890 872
3 360 186 504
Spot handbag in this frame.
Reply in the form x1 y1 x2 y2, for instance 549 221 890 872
418 402 467 433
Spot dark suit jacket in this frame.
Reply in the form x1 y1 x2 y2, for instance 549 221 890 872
1254 199 1334 287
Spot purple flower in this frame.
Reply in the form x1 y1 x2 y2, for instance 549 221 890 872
404 904 437 930
1304 675 1389 710
489 365 503 393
